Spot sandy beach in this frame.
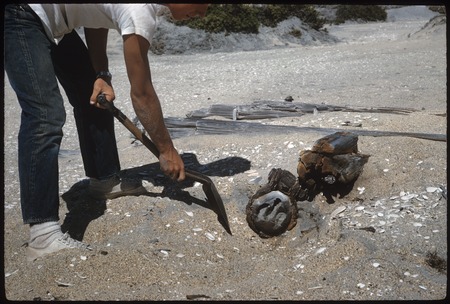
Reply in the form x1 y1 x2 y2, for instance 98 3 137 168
3 6 447 301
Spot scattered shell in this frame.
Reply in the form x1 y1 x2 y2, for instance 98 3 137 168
426 187 438 193
80 255 87 261
355 206 365 211
372 262 380 268
287 142 295 149
357 187 365 194
413 222 423 227
245 169 258 175
419 285 427 290
308 285 323 290
185 211 194 217
55 280 73 287
176 253 185 258
315 247 327 255
357 283 366 289
293 263 304 270
192 227 202 232
75 272 87 279
249 176 262 184
401 194 416 201
5 269 18 278
374 200 383 207
330 206 346 219
205 232 215 241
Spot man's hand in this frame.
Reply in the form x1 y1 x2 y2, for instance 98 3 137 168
84 27 115 108
90 78 115 108
159 147 186 182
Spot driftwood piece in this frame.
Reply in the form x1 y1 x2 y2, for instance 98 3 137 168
131 101 444 142
187 100 418 120
163 117 447 142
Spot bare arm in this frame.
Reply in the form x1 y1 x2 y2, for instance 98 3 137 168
84 28 115 104
122 33 185 181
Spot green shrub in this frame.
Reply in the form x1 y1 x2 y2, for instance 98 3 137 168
334 5 387 24
259 5 326 30
289 28 302 38
428 6 446 14
174 4 259 34
172 4 326 34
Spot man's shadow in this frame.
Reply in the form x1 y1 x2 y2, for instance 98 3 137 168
61 153 251 241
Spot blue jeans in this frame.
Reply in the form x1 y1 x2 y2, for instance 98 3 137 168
4 4 121 224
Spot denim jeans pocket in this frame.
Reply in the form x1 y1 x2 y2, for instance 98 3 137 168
4 4 42 26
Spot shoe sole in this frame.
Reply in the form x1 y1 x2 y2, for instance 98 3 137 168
26 245 68 262
27 243 93 262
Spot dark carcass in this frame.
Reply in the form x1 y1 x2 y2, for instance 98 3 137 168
246 132 369 238
246 168 299 238
296 132 370 203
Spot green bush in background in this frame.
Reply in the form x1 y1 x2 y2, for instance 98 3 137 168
173 4 326 34
334 5 387 24
172 4 391 33
174 4 260 34
258 4 326 30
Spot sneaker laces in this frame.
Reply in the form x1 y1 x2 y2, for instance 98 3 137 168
58 232 93 251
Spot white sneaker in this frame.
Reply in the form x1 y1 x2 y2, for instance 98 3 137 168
88 175 147 200
26 232 92 262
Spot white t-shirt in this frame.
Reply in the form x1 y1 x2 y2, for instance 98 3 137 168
29 4 163 44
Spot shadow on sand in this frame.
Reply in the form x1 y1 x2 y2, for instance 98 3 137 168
61 153 251 241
